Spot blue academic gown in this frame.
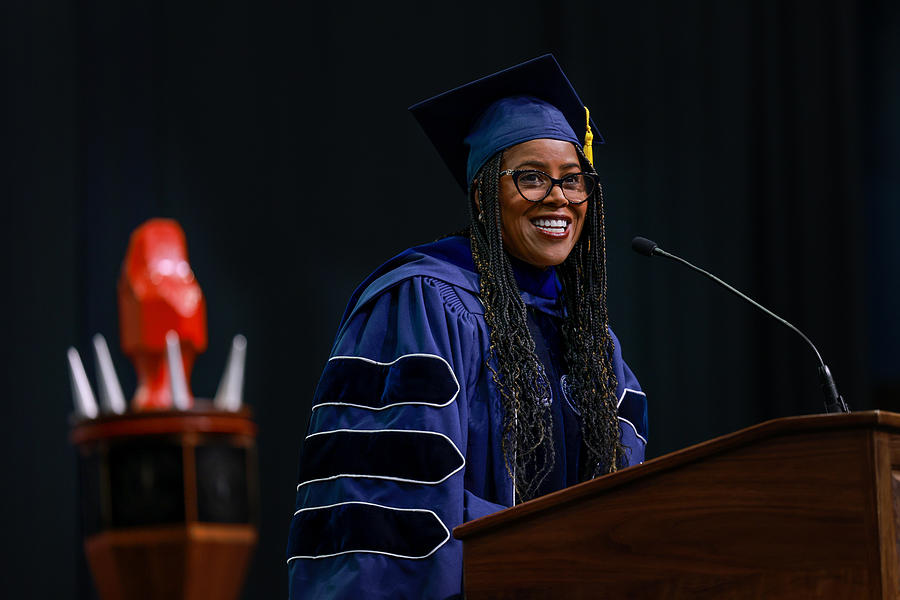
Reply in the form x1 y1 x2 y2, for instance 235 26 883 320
287 235 647 599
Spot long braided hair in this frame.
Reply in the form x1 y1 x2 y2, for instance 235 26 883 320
466 145 624 503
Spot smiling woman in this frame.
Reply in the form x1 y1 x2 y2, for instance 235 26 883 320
493 138 589 266
286 55 648 600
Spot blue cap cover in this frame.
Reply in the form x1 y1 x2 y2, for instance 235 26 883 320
464 95 579 186
409 54 603 192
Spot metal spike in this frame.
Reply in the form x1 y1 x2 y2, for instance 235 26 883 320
165 330 191 410
214 334 247 411
67 347 98 419
92 334 126 414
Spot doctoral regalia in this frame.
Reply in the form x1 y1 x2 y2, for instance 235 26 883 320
287 235 647 599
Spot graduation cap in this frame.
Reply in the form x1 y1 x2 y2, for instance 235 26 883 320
409 54 603 192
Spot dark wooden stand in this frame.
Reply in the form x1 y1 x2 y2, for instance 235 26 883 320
72 407 258 600
455 411 900 599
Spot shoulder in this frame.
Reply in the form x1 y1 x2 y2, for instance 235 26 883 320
328 236 489 382
339 236 483 326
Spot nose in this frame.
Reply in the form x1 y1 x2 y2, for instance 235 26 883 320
542 183 569 207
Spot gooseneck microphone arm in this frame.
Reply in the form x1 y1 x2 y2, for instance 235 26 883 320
631 236 850 414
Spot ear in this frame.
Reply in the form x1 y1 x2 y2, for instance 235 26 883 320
472 179 481 213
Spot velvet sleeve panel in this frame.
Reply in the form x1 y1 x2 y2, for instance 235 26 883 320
287 275 501 600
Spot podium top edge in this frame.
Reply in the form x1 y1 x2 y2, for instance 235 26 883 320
454 410 898 540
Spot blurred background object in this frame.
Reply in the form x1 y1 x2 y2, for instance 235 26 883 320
68 218 256 599
119 219 206 411
3 0 898 598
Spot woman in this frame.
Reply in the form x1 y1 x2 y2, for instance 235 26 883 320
287 55 647 599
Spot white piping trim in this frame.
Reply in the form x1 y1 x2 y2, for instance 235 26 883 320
617 387 647 409
312 353 460 412
511 406 518 507
297 428 465 490
616 388 648 444
617 416 648 445
286 500 450 562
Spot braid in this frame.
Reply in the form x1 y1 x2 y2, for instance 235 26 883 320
467 146 622 501
558 146 624 477
468 152 554 503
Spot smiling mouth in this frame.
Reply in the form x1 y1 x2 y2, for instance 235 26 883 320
531 217 571 237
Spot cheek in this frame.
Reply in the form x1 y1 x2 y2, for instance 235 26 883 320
498 210 519 249
498 192 527 232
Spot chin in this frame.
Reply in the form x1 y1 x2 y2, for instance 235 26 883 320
503 231 577 268
544 256 569 267
542 244 578 266
525 249 572 268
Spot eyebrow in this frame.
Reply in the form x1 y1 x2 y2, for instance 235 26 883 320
513 161 582 171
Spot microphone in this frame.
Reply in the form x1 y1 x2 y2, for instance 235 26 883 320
631 236 850 414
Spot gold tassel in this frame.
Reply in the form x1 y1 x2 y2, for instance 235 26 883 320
583 106 594 166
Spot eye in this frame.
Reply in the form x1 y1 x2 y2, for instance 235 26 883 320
517 171 548 188
561 173 585 191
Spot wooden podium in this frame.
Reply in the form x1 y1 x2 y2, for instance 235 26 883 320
455 411 900 599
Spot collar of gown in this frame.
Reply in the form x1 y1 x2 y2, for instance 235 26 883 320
415 235 563 316
507 254 560 301
341 235 567 327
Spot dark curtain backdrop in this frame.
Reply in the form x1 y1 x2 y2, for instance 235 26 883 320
3 1 898 598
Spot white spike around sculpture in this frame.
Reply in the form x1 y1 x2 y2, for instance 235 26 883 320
214 334 247 412
165 330 191 410
67 347 99 419
92 334 126 415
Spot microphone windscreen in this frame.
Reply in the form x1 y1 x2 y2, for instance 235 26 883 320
631 236 658 257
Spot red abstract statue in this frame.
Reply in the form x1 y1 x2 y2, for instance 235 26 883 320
117 219 207 411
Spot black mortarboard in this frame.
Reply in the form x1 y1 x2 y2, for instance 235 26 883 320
408 54 603 192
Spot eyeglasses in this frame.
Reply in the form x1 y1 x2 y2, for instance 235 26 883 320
499 169 597 205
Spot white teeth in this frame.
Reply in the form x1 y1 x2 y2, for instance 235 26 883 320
532 218 568 228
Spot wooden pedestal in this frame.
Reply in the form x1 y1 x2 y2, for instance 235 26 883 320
72 407 258 600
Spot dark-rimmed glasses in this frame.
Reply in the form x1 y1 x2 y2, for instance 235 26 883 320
499 169 597 204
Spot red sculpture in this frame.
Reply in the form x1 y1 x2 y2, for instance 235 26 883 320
117 219 207 411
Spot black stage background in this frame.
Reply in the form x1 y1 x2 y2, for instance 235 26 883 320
3 1 899 597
